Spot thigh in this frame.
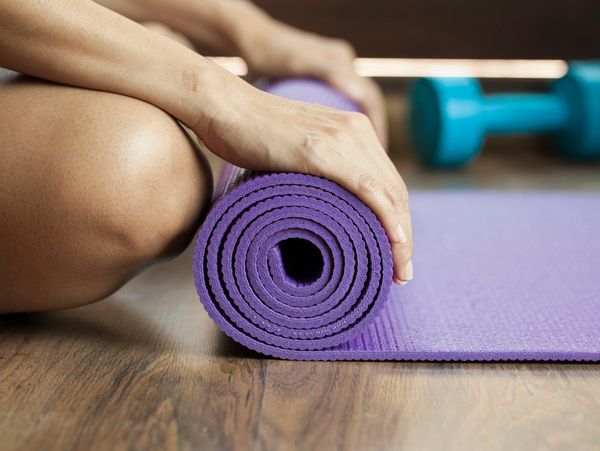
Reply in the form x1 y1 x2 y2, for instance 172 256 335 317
0 70 211 311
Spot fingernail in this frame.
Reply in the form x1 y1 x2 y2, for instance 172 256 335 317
400 260 413 281
395 224 408 244
393 277 408 285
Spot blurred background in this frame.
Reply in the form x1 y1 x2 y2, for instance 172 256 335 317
245 0 600 190
253 0 598 59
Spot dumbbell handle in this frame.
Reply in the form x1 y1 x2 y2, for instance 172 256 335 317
481 93 569 134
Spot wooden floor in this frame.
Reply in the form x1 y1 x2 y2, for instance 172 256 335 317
2 92 600 451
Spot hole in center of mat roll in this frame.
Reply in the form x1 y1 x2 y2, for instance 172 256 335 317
275 238 324 286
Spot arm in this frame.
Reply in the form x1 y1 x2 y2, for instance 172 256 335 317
93 0 388 145
0 0 413 283
0 0 213 127
93 0 249 55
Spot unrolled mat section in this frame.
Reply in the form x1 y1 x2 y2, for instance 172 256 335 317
193 78 600 361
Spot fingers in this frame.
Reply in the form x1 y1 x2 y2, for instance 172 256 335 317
380 159 414 284
311 112 412 284
390 205 414 285
353 171 413 284
256 31 389 148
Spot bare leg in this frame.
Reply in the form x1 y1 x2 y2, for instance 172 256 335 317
0 73 212 313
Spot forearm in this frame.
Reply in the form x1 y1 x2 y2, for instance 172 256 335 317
0 0 233 128
94 0 273 56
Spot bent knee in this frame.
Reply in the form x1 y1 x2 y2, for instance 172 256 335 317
87 95 211 261
40 86 213 262
0 82 212 311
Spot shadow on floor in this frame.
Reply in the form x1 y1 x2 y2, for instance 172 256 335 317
0 299 177 353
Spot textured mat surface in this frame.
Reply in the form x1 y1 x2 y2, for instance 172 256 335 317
193 79 600 361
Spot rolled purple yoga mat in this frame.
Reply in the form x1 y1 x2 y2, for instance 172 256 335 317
193 78 600 361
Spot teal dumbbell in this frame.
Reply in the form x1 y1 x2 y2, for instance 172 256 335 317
409 61 600 167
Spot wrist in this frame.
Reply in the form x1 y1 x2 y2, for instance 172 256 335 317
168 56 254 141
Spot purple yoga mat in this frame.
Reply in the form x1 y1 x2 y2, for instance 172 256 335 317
193 78 600 361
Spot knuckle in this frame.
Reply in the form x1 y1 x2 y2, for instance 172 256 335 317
337 112 354 127
331 39 356 58
299 131 338 169
386 183 409 210
355 112 370 126
297 135 320 172
357 173 379 195
321 121 344 139
343 111 369 128
301 132 325 155
393 235 413 256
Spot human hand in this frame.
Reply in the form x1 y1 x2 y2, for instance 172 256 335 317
192 69 412 283
115 0 387 146
234 18 387 147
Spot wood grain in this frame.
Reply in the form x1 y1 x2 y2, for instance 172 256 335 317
1 93 600 451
